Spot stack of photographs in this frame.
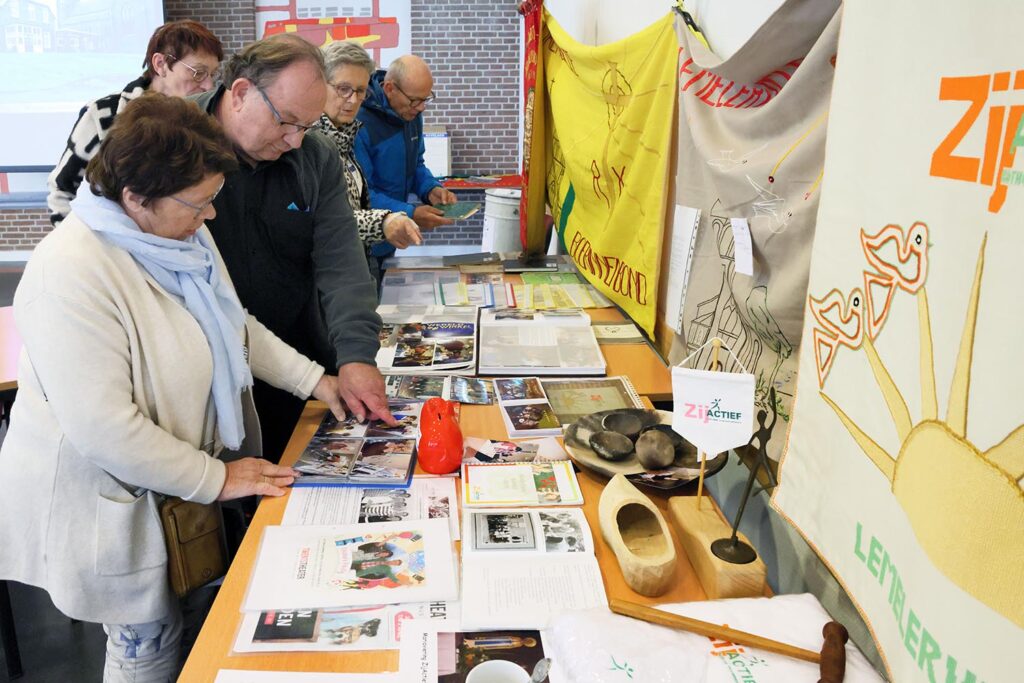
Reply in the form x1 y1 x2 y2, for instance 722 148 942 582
292 402 422 488
494 378 562 438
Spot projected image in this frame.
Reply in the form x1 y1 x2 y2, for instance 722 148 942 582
0 1 163 167
0 1 163 105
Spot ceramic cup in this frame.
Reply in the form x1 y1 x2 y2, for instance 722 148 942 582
465 659 530 683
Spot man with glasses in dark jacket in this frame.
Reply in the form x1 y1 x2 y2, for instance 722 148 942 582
192 34 396 461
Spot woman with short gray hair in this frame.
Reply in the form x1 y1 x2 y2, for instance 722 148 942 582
318 41 421 281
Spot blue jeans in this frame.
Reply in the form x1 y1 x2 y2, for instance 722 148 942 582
102 606 182 683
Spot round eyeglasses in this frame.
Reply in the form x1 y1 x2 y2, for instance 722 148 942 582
392 81 436 107
166 54 213 84
329 82 368 101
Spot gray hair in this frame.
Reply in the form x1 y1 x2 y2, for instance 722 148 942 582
384 56 408 85
321 41 376 79
222 34 326 89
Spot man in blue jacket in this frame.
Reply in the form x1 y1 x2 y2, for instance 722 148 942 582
355 55 457 266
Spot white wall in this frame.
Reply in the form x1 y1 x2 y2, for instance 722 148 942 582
545 0 784 55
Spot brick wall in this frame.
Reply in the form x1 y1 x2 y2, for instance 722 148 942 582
0 209 54 250
164 0 256 55
413 0 521 246
0 1 520 249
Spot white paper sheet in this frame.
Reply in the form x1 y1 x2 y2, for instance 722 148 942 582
730 217 754 275
460 555 608 630
663 206 701 334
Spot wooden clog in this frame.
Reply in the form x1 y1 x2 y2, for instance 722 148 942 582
598 474 677 596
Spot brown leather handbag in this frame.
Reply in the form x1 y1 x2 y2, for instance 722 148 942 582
159 496 228 598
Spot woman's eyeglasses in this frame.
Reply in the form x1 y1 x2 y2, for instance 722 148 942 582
330 82 369 101
165 54 213 84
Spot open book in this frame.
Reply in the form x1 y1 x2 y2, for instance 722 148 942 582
478 308 606 376
459 508 607 629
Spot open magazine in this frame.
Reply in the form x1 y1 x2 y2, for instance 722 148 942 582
478 308 606 375
376 305 478 375
459 508 607 629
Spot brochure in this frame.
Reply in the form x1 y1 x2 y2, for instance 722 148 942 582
291 403 422 488
478 309 606 376
232 600 460 653
538 376 645 425
591 320 645 344
282 477 460 541
436 201 482 220
504 283 612 309
243 519 459 611
461 461 584 507
459 508 607 629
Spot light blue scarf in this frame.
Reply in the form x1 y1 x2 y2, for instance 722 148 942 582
71 188 253 449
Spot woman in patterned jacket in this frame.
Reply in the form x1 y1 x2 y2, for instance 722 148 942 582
47 20 223 226
317 41 422 283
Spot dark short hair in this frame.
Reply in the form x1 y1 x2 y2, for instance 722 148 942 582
143 20 224 79
222 33 326 90
86 93 237 206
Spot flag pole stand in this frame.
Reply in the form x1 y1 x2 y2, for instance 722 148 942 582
668 338 766 598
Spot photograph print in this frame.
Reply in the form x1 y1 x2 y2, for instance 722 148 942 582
538 512 586 553
494 377 545 401
472 512 535 550
330 531 426 591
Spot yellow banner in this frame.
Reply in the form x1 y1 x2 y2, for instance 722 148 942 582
543 11 677 335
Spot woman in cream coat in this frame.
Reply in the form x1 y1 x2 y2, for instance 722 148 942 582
0 94 347 682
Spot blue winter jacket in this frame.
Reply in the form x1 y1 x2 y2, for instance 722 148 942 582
355 70 443 220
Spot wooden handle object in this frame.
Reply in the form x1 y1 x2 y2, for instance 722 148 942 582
818 621 849 683
610 598 820 663
609 599 849 682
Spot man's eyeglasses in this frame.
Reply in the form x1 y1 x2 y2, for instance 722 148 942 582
255 84 317 135
329 82 368 101
392 81 436 108
165 54 212 84
167 181 225 219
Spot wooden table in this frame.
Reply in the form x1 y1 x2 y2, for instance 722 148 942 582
0 307 19 392
586 307 672 401
181 399 715 680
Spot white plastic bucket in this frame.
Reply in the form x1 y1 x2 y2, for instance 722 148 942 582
481 188 522 252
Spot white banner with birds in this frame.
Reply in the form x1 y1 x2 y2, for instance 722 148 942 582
773 1 1024 682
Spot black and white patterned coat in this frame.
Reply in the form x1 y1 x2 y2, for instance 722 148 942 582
46 76 150 226
316 114 392 252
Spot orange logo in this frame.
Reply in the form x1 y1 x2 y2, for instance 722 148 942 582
929 69 1024 213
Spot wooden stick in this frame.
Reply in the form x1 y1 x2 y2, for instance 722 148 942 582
696 339 722 510
696 451 707 509
609 598 821 663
